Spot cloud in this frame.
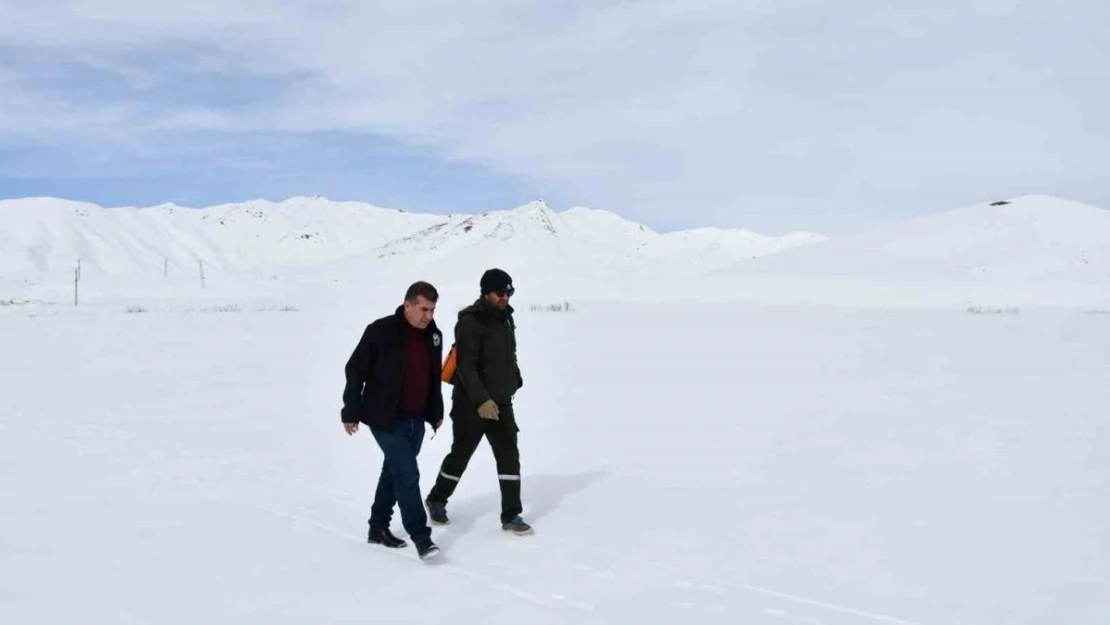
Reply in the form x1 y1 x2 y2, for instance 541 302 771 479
0 0 1107 233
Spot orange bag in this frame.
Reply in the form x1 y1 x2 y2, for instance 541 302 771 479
441 344 457 384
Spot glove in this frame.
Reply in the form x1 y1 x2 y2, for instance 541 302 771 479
477 399 499 420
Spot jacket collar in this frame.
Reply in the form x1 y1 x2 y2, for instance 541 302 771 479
393 305 440 335
472 297 513 321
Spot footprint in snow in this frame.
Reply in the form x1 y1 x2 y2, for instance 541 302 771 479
569 600 594 611
764 608 827 625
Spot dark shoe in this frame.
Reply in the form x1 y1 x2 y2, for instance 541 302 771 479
425 498 449 525
416 539 440 561
368 527 407 548
501 516 533 536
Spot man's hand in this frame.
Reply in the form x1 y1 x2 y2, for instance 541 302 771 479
344 422 359 435
434 419 443 431
477 399 499 420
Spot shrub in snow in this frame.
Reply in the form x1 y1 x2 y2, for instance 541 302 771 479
530 301 574 313
966 306 1020 315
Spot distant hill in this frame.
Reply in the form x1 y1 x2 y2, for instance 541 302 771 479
714 195 1110 284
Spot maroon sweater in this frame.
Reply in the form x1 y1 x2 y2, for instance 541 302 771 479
398 324 430 416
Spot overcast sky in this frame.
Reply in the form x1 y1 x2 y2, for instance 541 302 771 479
0 0 1106 234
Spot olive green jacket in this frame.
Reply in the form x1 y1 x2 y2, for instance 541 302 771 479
451 297 523 410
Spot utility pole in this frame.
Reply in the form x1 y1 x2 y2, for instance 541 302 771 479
74 260 80 306
198 259 205 289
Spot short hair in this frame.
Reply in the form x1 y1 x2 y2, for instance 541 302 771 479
404 281 439 303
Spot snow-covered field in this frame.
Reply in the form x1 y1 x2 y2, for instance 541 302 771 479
2 294 1106 625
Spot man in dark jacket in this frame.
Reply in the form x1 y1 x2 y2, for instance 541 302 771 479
425 268 533 536
341 281 445 561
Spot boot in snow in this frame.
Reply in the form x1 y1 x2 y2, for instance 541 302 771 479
416 538 441 561
501 516 533 536
368 527 407 548
425 498 449 525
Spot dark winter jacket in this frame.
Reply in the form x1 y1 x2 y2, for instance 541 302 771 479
450 297 523 413
341 306 445 430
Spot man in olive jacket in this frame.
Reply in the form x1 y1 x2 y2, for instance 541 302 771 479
425 268 533 536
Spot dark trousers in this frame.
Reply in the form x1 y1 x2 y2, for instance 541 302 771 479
427 404 522 523
368 415 431 544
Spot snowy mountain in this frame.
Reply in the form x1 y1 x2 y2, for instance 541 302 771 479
0 196 825 285
368 200 824 272
8 193 1109 309
0 196 442 278
274 199 830 305
716 195 1110 283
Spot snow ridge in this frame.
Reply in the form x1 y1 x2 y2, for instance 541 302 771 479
0 196 823 279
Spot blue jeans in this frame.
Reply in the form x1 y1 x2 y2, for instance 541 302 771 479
368 416 431 544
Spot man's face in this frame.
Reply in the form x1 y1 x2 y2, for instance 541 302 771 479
403 295 436 328
484 286 513 310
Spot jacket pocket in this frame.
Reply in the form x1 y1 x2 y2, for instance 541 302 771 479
359 391 375 422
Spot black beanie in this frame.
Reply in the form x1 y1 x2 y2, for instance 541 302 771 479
480 268 513 294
